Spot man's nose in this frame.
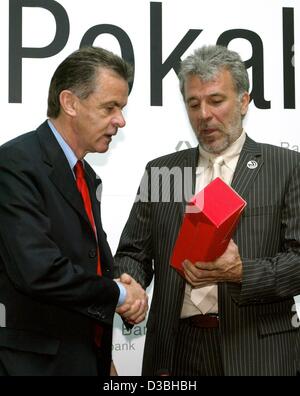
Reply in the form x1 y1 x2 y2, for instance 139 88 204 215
199 103 212 120
112 111 126 128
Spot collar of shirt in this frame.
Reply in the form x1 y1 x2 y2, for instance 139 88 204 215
47 119 78 177
196 130 246 176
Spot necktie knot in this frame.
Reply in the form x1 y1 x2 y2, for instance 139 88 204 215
74 160 85 180
210 156 224 181
213 156 224 166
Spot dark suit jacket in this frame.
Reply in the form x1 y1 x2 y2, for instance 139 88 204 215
0 121 119 376
115 135 300 376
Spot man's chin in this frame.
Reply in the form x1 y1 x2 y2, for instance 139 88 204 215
200 138 229 154
90 144 109 154
99 144 110 153
95 138 113 153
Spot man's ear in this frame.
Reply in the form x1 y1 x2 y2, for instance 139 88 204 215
240 92 250 116
59 90 78 117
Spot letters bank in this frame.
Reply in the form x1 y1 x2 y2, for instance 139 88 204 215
9 1 296 109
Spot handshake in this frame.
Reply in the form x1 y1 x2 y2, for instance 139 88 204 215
115 274 148 325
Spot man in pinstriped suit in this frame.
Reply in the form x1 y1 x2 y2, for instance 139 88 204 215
115 45 300 375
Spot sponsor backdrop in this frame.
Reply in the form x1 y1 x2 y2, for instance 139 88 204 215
0 0 299 375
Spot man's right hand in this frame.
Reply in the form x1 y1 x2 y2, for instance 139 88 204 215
115 273 148 325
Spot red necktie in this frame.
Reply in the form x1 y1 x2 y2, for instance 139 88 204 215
74 161 102 276
74 160 103 346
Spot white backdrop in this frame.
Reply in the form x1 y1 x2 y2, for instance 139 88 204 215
0 0 299 375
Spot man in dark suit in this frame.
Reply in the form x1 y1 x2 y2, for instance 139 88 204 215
115 45 300 375
0 47 147 376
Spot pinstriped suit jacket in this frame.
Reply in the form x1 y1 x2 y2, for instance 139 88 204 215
115 135 300 376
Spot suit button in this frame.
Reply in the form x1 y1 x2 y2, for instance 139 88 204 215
89 249 97 258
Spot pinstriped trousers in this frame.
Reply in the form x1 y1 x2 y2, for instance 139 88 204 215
172 320 224 376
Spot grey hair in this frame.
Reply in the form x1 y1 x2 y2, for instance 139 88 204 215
178 45 249 99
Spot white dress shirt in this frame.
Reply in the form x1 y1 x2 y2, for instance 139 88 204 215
181 130 246 318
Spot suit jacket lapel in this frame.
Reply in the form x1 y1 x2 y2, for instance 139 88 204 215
180 147 199 215
220 135 263 303
36 121 90 226
85 162 114 270
231 134 263 200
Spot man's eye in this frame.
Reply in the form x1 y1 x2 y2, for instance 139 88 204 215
189 103 199 109
211 99 223 105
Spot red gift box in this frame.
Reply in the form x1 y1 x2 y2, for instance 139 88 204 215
171 177 246 275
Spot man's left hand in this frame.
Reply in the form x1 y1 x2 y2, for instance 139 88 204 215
183 239 242 287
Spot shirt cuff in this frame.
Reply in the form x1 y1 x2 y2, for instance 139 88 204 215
115 281 127 307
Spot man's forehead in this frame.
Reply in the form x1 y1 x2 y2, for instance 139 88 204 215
185 70 235 95
188 69 233 84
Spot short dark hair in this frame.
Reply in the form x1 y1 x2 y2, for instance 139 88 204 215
47 46 133 118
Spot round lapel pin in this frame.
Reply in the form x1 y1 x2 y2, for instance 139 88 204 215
247 160 258 169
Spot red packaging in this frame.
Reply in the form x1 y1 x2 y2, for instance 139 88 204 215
171 177 246 275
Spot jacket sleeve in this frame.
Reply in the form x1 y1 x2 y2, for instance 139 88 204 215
238 160 300 304
114 166 154 290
